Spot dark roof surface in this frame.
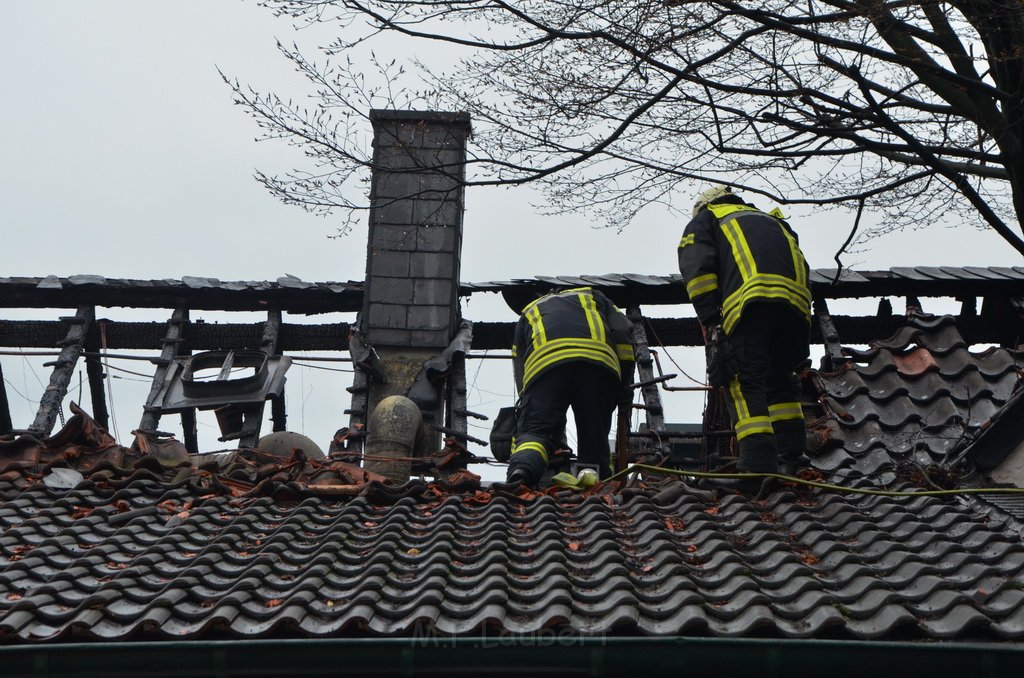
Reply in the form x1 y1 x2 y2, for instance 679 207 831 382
806 313 1024 481
2 313 1024 646
1 456 1024 643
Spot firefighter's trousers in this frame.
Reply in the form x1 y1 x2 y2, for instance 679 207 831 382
723 303 809 473
508 362 619 485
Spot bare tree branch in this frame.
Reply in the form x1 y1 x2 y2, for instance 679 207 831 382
231 0 1023 253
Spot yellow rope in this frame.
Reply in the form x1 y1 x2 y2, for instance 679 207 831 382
607 463 1024 498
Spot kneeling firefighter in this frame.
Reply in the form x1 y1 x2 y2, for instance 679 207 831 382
506 287 635 488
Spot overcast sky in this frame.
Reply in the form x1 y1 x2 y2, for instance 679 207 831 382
3 2 1021 472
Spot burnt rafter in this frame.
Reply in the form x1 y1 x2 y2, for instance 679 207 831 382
0 276 363 314
472 315 1013 349
471 267 1024 309
814 298 847 372
83 322 110 431
0 362 11 435
139 308 190 438
29 305 94 436
0 320 351 352
1 315 1016 354
1 267 1021 356
238 307 284 448
4 267 1024 314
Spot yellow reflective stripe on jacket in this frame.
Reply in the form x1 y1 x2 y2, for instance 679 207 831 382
686 273 718 299
525 305 546 349
511 440 548 463
722 274 811 317
616 343 635 361
781 228 807 288
721 219 757 282
521 338 620 388
721 275 812 333
769 402 804 422
678 233 695 249
579 291 605 343
523 346 620 388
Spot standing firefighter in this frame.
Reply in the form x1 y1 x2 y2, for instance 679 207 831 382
506 287 635 489
678 187 812 487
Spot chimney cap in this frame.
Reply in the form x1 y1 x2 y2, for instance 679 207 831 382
370 109 471 130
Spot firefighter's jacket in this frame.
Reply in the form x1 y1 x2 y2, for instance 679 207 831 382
678 201 811 334
512 287 635 396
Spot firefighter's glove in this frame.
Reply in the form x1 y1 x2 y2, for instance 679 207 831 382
705 325 737 388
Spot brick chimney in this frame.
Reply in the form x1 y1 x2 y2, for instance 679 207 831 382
355 110 471 480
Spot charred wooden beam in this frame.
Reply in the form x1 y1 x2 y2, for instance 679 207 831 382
480 315 1021 349
476 268 1024 310
30 305 93 436
0 277 362 314
813 299 846 372
980 296 1024 348
270 395 286 434
959 297 977 318
4 269 1024 314
1 315 1017 355
139 308 190 435
238 307 283 448
0 320 351 351
181 408 198 456
877 298 893 318
176 313 198 455
446 353 469 443
0 361 11 435
83 321 109 431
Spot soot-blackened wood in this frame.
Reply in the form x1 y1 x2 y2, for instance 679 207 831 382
270 395 287 434
0 320 350 351
0 362 12 434
181 408 199 456
139 308 190 434
30 305 93 436
0 277 362 314
176 315 198 455
3 315 1014 355
239 307 283 448
83 322 109 431
446 353 470 444
813 299 846 372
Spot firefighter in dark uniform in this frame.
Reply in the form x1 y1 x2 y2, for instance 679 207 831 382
506 287 635 488
678 187 811 482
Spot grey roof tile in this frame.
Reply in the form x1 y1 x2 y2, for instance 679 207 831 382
808 313 1024 471
919 605 992 638
3 360 1024 646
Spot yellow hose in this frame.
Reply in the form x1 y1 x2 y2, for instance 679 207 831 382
606 463 1024 498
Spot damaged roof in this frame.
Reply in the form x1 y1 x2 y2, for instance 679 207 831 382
806 313 1024 481
5 266 1024 313
1 460 1024 643
3 307 1024 647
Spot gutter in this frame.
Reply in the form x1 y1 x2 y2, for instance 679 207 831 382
1 636 1021 677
